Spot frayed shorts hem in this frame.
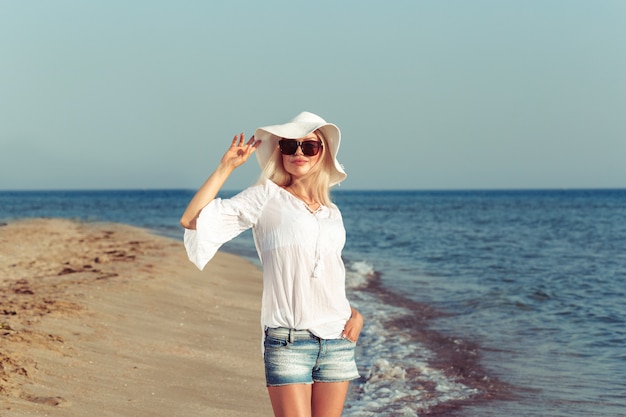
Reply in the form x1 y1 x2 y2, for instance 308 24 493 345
266 376 360 388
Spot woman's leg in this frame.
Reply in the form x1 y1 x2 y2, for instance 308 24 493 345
267 384 312 417
267 381 349 417
311 381 350 417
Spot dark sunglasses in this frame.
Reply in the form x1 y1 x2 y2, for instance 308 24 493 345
278 139 323 157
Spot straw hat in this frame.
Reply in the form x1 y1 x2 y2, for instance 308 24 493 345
254 111 347 186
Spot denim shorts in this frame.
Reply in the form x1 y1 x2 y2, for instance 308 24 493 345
264 327 360 387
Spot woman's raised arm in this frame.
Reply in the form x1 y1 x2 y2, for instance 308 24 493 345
180 133 260 230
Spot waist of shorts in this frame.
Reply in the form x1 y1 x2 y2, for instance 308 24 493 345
265 327 319 342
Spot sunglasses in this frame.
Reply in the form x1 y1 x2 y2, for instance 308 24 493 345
278 139 323 157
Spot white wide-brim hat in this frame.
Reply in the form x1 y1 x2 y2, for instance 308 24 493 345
254 111 347 186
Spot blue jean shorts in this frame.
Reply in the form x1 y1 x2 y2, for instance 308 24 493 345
264 327 360 387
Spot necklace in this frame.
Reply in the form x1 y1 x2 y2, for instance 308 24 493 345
302 201 321 213
285 186 321 213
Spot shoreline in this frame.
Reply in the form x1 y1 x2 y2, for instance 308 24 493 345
0 218 273 417
342 269 512 416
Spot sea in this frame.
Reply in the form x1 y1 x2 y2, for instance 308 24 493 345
1 188 625 417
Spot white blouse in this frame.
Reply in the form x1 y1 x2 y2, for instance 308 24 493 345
183 179 352 340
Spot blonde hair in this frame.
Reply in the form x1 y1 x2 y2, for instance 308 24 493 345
257 129 335 207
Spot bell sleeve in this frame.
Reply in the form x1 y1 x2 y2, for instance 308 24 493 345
183 182 269 270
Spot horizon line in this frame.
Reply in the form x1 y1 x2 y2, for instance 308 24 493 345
1 186 625 193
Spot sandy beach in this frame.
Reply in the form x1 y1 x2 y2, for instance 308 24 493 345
0 218 273 417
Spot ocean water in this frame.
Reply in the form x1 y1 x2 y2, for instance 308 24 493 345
1 188 625 416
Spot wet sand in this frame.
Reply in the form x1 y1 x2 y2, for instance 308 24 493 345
0 218 273 417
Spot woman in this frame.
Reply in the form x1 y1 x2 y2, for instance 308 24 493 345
180 111 363 417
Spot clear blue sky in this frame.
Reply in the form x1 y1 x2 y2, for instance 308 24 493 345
1 1 624 191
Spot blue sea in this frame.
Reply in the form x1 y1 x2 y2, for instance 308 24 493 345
1 188 625 416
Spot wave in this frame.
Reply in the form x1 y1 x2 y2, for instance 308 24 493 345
343 260 509 416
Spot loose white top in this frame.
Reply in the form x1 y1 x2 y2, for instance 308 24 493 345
184 179 352 340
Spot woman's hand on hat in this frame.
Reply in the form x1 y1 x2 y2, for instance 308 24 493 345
220 133 261 170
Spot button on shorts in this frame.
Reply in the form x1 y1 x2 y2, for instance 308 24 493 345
264 327 360 387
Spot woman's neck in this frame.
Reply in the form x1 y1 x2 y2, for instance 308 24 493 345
285 181 319 208
287 180 313 198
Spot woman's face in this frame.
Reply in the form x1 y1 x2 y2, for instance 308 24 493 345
280 133 323 180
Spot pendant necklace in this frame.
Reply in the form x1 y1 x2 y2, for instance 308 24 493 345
286 186 320 213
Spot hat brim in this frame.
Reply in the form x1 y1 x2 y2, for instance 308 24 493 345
254 114 346 186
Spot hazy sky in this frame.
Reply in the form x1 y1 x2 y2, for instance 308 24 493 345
1 1 624 191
